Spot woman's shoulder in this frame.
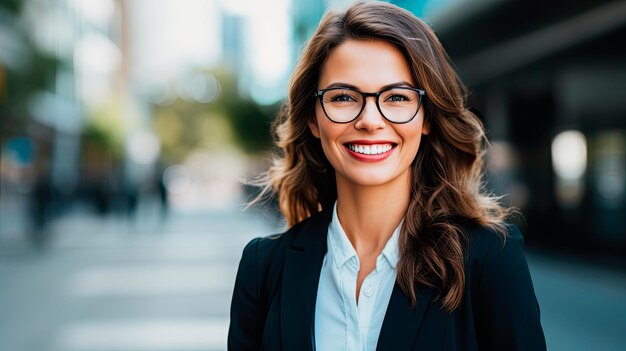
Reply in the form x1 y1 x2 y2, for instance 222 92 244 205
240 210 327 262
463 222 534 292
464 221 524 260
239 228 291 268
462 222 530 284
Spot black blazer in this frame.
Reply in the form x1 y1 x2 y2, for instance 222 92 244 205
228 208 546 350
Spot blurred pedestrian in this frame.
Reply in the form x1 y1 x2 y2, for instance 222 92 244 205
229 1 546 350
29 170 52 248
157 162 169 221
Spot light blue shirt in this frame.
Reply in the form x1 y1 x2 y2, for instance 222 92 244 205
314 201 401 351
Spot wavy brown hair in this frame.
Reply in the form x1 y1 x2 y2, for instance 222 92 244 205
254 1 512 312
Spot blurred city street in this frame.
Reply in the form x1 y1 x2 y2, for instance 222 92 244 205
0 201 624 351
0 201 282 351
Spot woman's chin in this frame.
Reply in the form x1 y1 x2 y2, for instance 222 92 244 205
337 171 402 188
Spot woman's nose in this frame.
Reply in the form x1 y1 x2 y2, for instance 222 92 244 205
354 97 386 131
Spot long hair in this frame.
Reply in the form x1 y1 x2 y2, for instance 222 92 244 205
254 1 512 313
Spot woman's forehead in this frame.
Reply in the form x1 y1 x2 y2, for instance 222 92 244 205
318 39 415 89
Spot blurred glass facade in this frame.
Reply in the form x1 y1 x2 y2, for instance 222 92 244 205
432 0 626 252
1 1 625 350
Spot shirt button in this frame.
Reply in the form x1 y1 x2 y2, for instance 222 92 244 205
364 287 373 297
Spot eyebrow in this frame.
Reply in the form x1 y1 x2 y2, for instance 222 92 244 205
321 81 415 90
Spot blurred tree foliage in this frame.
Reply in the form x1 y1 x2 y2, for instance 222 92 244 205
152 98 235 163
223 97 280 153
151 67 281 163
0 2 60 144
213 68 281 154
0 0 20 13
82 98 129 159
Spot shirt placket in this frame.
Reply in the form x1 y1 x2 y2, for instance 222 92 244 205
343 256 362 350
358 272 375 349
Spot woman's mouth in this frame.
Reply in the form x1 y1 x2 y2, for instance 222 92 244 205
346 143 394 155
344 142 397 162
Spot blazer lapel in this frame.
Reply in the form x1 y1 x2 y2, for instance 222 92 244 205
376 282 434 350
280 209 332 351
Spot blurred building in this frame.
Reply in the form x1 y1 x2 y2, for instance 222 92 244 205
221 11 246 77
290 0 453 50
0 0 122 241
433 0 626 253
0 0 159 240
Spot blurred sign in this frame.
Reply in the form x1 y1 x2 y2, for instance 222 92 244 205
5 137 34 167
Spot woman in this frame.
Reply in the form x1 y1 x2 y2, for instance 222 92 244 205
228 1 546 350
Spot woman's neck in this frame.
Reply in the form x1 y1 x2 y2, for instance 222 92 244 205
335 172 410 256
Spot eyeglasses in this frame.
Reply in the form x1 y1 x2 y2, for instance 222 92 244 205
314 86 426 124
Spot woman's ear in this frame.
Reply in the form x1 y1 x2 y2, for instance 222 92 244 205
309 117 320 138
422 117 430 135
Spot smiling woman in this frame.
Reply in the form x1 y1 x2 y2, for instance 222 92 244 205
228 1 546 350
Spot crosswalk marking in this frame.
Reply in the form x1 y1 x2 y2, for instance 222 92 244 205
69 264 236 296
57 318 229 350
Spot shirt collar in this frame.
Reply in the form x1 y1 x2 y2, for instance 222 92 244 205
327 201 401 270
328 201 357 268
380 221 401 270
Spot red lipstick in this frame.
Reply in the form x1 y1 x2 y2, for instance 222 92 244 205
343 141 397 163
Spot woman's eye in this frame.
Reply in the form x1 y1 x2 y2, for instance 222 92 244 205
329 94 356 102
387 94 409 102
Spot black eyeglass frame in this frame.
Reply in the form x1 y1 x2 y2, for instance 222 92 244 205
313 86 426 124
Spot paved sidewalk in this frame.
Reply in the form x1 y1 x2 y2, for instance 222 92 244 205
528 251 626 351
0 204 283 351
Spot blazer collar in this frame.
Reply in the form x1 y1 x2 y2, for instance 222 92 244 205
280 207 434 350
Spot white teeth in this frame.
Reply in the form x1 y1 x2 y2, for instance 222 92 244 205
347 143 393 155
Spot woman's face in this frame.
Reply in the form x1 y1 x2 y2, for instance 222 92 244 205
309 39 429 188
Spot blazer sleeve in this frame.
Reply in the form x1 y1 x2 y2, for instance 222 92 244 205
475 225 547 351
228 237 263 350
